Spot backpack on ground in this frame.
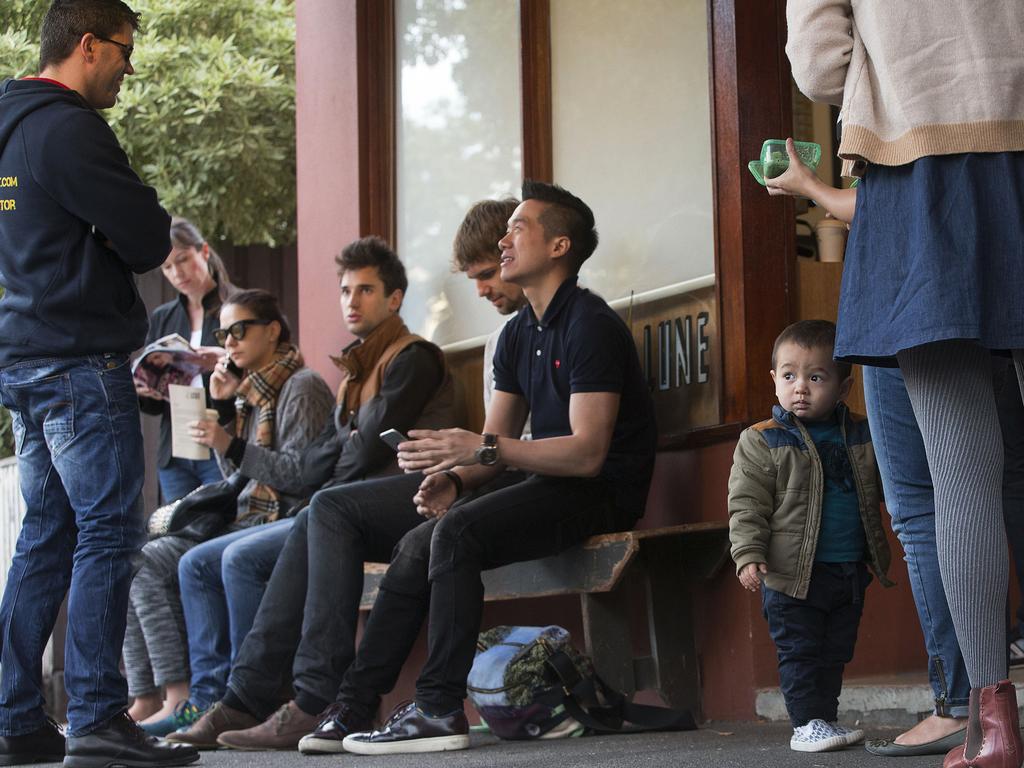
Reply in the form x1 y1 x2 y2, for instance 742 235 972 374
467 625 697 740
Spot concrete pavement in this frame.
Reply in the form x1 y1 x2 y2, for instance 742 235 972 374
158 721 936 768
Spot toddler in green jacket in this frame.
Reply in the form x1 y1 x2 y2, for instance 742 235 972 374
728 319 891 753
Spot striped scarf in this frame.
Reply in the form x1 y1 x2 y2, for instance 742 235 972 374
234 343 303 523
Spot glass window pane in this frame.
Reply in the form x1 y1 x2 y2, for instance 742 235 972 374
396 0 522 346
550 0 714 299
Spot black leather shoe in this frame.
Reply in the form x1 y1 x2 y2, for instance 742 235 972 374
341 701 469 755
0 718 64 765
298 702 374 754
64 713 199 768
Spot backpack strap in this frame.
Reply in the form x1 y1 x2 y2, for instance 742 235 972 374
546 650 697 734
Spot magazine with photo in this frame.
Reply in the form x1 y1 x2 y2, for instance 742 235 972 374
132 333 207 398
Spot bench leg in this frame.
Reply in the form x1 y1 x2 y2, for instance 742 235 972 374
643 544 701 717
581 583 635 696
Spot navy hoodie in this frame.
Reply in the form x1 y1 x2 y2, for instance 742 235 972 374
0 78 170 366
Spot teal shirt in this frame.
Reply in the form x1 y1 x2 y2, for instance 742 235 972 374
804 417 866 562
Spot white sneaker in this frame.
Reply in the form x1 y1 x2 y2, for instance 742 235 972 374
790 719 848 752
830 721 865 746
341 702 470 755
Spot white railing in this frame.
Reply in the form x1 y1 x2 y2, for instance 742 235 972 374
0 456 24 596
0 456 65 716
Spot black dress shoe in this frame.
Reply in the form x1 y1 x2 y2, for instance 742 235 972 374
64 713 198 768
0 718 64 765
342 701 469 755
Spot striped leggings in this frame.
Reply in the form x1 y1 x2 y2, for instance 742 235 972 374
123 535 195 697
898 341 1024 689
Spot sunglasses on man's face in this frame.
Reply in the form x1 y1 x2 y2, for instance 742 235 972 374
94 36 134 64
213 319 272 346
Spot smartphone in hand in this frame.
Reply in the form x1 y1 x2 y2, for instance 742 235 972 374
379 429 408 451
225 359 244 380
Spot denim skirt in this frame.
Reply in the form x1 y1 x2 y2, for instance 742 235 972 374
835 151 1024 366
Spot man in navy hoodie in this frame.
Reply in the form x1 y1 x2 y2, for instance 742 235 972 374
0 2 197 766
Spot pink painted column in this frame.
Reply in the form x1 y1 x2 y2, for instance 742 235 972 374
295 0 360 391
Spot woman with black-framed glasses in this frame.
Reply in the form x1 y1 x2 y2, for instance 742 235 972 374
124 289 334 737
212 318 272 346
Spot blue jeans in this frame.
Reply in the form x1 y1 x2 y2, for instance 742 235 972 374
0 354 146 736
762 562 869 727
177 518 293 709
863 365 970 716
158 456 224 505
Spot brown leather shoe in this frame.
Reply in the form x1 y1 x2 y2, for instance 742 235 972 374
944 680 1023 768
216 701 320 751
164 701 259 750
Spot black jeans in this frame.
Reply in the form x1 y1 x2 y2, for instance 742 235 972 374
762 561 869 727
226 472 426 718
336 470 528 720
413 473 633 713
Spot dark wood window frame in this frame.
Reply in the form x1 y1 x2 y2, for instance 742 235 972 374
356 0 396 245
356 0 795 439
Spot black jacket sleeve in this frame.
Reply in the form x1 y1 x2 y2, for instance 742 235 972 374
329 343 445 485
297 408 346 491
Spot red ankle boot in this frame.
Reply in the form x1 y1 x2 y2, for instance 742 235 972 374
944 681 1022 768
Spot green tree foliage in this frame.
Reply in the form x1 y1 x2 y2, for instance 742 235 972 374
0 0 296 246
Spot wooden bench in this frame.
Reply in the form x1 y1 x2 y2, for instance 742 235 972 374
361 520 730 718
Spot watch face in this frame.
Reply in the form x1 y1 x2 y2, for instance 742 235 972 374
476 446 498 466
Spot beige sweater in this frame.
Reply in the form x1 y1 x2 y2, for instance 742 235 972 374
786 0 1024 175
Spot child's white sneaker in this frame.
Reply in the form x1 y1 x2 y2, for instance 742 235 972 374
830 721 865 746
790 719 848 752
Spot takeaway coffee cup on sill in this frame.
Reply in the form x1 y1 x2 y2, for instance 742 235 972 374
170 385 214 460
815 218 848 262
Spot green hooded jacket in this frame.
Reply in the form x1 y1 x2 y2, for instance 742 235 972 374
728 403 892 600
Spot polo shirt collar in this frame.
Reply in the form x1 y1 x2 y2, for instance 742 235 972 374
526 275 579 327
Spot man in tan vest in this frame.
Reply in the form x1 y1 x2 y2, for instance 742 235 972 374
159 237 453 739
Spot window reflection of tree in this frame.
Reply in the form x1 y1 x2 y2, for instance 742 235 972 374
397 0 522 344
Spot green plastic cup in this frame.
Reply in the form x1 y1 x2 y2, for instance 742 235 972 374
748 139 822 186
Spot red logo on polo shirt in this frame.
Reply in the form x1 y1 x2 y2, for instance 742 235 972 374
554 359 561 368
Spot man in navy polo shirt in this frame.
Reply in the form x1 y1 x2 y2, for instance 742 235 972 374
338 180 657 755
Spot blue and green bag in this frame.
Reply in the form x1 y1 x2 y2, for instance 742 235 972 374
468 625 696 741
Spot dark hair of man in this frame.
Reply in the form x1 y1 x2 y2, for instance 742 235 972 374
521 179 599 271
771 319 851 380
451 198 519 272
39 0 142 72
334 236 408 297
170 216 235 310
224 288 291 344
